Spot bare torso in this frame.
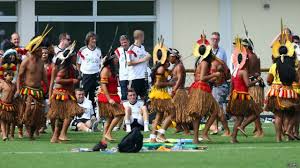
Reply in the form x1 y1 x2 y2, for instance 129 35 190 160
0 80 16 103
172 63 186 89
23 56 45 88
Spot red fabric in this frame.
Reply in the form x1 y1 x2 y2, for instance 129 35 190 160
98 67 120 103
41 64 53 94
98 94 121 103
232 71 248 92
127 50 137 57
189 81 212 93
114 49 120 58
77 51 85 60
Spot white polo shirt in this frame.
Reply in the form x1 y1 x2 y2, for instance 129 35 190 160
115 47 128 81
123 100 144 119
77 46 102 74
127 44 149 80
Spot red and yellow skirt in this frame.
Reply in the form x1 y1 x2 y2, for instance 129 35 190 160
48 88 84 120
18 86 44 127
265 85 298 112
0 101 15 122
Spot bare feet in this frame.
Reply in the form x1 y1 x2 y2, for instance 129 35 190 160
237 127 248 138
193 139 200 144
230 139 239 144
253 131 264 138
50 137 59 143
221 131 231 137
2 137 8 141
202 134 211 141
104 134 116 141
183 131 192 136
58 136 71 141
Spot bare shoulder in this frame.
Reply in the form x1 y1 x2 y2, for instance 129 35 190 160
157 66 165 74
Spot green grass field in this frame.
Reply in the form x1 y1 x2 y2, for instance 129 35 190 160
0 123 299 168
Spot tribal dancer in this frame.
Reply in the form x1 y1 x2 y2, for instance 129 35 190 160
265 23 298 142
16 26 51 140
187 34 221 143
0 70 16 141
169 48 191 135
48 41 83 143
97 55 124 141
149 37 174 142
227 37 261 143
242 39 265 137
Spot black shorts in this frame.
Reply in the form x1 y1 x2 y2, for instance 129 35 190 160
130 78 147 98
71 118 89 131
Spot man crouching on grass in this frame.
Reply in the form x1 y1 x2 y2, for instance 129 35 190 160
123 88 149 132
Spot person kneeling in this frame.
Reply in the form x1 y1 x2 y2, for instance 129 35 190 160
71 88 98 132
124 89 149 132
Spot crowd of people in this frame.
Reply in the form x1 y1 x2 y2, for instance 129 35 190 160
0 21 300 144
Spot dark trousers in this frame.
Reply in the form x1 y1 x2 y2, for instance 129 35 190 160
120 80 129 101
82 73 99 108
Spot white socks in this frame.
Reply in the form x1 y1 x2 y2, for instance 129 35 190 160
125 120 131 133
144 121 149 132
150 134 157 139
157 129 166 135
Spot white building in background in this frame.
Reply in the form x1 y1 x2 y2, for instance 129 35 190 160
1 0 300 69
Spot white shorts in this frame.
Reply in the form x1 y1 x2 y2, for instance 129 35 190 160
130 115 144 125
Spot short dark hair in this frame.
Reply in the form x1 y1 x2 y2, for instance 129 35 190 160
127 88 136 94
59 33 69 42
212 32 220 37
85 32 97 45
75 88 85 93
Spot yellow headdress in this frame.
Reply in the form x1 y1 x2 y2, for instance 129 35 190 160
25 24 53 53
272 19 295 62
153 35 168 65
192 32 212 63
232 36 248 77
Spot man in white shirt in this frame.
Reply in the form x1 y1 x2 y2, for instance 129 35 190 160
115 35 130 101
77 32 102 108
71 88 97 132
52 33 71 63
123 88 149 132
211 32 228 67
127 30 151 100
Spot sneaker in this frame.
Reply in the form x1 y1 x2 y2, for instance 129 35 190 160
113 127 120 131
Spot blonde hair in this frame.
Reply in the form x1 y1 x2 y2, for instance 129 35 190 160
133 30 144 40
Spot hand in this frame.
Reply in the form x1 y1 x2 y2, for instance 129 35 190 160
108 98 115 105
73 79 79 84
214 72 221 78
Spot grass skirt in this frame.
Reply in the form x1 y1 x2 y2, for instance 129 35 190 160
48 89 84 120
248 85 264 108
173 89 191 123
0 101 15 122
19 95 44 127
227 90 261 116
265 85 298 112
187 88 219 119
149 87 174 114
98 103 124 118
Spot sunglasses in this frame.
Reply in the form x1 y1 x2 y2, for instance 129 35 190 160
65 38 71 41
